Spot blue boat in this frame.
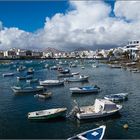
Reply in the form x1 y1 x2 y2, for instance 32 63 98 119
104 93 129 102
68 125 106 140
70 85 100 94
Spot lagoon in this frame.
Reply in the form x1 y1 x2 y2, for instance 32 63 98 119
0 59 140 139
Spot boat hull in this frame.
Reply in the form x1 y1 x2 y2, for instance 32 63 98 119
68 125 106 140
40 81 64 86
76 105 122 120
28 109 67 120
11 87 44 94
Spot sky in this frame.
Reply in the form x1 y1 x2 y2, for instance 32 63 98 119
0 0 140 51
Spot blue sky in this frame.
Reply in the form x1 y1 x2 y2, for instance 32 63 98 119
0 1 114 32
0 1 69 32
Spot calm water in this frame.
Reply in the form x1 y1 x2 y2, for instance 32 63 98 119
0 59 140 139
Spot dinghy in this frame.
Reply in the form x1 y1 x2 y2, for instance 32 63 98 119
65 75 88 82
68 125 106 140
17 75 33 80
2 73 14 77
70 85 100 94
104 93 129 102
39 80 64 86
27 67 34 75
17 65 26 72
59 68 70 74
26 78 39 83
28 107 67 120
34 92 52 99
76 99 122 120
57 73 73 78
11 85 44 93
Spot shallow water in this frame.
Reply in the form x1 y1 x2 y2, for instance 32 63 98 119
0 59 139 139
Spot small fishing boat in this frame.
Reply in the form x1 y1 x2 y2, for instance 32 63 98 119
39 80 64 86
57 73 73 78
71 72 79 76
65 75 88 82
27 68 34 75
70 63 77 67
44 64 49 68
50 66 57 70
67 125 106 140
76 99 122 120
28 107 67 120
11 85 44 93
104 93 129 102
17 75 33 80
26 78 39 83
34 92 52 99
110 65 121 68
2 73 14 77
17 65 26 72
70 85 100 94
59 68 70 74
92 64 98 68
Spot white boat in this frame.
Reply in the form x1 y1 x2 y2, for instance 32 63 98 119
104 93 129 102
65 75 88 82
17 66 26 72
70 64 77 67
39 80 64 86
57 73 73 78
76 99 122 120
28 107 67 120
68 125 106 140
2 73 14 77
27 67 34 75
71 72 79 76
17 75 33 80
34 92 52 99
70 86 100 94
26 78 39 83
11 86 44 93
92 64 98 68
50 66 57 70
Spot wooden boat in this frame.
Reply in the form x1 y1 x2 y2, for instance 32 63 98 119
26 78 39 83
17 75 33 80
65 75 88 82
2 73 14 77
67 125 106 140
104 93 129 102
76 99 122 120
28 107 67 120
34 92 52 99
70 86 100 94
39 80 64 86
11 85 44 93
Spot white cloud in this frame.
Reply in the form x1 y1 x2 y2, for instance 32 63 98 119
0 1 140 50
114 1 140 21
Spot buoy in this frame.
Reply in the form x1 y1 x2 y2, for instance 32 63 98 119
123 124 129 129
